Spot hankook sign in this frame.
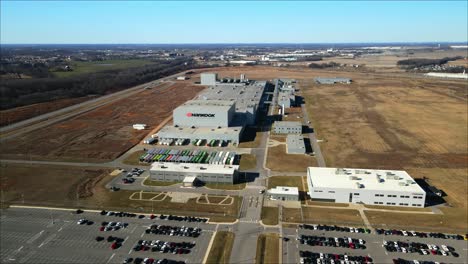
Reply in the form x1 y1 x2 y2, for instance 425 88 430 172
186 112 215 117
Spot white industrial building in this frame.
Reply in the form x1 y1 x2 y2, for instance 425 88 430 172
201 73 218 85
150 162 239 184
307 167 426 207
286 134 306 154
268 186 299 201
173 100 235 128
273 121 302 134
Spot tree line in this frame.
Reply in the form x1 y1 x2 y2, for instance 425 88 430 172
0 58 199 110
396 56 463 68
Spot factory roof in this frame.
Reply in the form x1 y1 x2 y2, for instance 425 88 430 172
286 134 305 152
274 121 302 127
150 162 239 175
268 186 299 196
196 81 266 113
307 167 425 193
177 99 235 111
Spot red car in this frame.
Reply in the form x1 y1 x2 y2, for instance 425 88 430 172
111 242 119 250
100 226 105 231
150 214 156 219
431 250 437 255
349 243 355 249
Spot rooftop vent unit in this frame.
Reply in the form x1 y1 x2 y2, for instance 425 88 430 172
376 175 384 183
356 182 364 188
398 182 408 186
386 171 395 176
349 176 359 180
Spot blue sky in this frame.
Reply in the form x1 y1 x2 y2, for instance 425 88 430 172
1 1 467 44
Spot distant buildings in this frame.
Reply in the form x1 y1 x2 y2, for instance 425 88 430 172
315 77 352 84
273 121 302 134
200 73 218 85
286 134 306 154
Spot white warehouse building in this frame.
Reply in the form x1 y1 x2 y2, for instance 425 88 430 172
307 167 426 208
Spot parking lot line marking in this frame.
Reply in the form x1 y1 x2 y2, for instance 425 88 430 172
106 253 115 264
17 246 23 252
27 230 44 244
58 227 63 232
128 249 132 255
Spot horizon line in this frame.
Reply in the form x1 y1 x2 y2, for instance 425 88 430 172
1 41 467 46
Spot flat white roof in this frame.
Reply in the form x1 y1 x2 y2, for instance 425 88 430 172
151 162 239 175
307 167 425 193
183 176 197 183
274 121 302 127
269 186 299 196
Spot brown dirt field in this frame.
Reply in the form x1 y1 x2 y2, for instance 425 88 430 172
365 207 467 233
123 150 148 166
0 163 108 206
0 96 96 127
282 207 364 226
0 83 204 162
261 207 279 226
266 145 317 172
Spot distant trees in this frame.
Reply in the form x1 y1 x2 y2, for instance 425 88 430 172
308 61 339 69
396 56 463 68
0 58 197 110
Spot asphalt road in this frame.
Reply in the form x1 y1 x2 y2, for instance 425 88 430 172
0 71 184 140
0 207 215 264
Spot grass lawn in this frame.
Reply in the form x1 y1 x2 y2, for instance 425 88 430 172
256 233 279 264
142 178 178 186
365 207 467 233
305 201 349 207
261 207 279 226
122 150 147 166
266 145 316 172
268 176 305 191
206 231 235 264
239 154 257 170
204 182 246 190
282 207 364 226
207 195 229 204
363 204 432 212
52 59 156 78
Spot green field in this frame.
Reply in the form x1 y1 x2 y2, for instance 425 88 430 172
52 59 156 78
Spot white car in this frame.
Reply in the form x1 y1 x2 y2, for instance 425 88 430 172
402 231 408 236
413 261 420 264
359 239 364 245
77 219 86 225
350 228 355 233
347 237 353 243
441 251 448 256
334 237 339 243
441 245 449 251
402 247 407 253
421 249 428 255
319 253 324 259
299 257 305 264
344 255 349 261
427 244 433 250
410 231 417 236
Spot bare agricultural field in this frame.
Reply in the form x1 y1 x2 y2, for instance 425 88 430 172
0 83 204 162
0 163 108 207
300 72 467 231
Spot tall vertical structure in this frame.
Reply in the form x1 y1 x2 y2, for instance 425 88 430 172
201 73 218 85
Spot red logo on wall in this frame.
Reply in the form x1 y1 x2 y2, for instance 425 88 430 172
186 112 192 117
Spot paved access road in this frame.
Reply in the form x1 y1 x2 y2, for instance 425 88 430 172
282 226 468 264
0 207 215 264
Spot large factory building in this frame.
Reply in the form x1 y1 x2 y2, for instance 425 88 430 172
307 167 426 208
173 100 235 128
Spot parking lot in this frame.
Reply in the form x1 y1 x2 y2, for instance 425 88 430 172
0 208 215 264
282 225 468 264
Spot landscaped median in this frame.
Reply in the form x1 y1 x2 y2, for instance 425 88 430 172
282 207 365 226
255 233 280 264
206 231 235 264
142 178 178 187
261 207 279 226
239 153 257 170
